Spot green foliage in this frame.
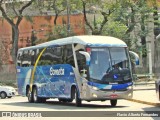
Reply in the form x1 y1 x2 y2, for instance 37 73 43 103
24 16 34 23
0 80 17 88
46 24 75 41
102 21 128 40
70 0 83 12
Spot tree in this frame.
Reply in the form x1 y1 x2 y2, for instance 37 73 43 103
36 0 66 25
147 0 160 36
46 24 76 41
102 21 128 40
111 0 153 66
110 0 138 49
0 0 35 64
81 0 120 35
36 0 82 40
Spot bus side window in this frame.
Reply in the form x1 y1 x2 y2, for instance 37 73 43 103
31 50 36 66
65 45 75 67
22 50 31 67
38 47 63 66
17 51 22 66
76 49 86 72
37 49 46 66
74 44 85 70
54 47 63 64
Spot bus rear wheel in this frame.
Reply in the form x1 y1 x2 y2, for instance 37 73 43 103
27 88 34 103
159 86 160 101
0 92 7 99
110 99 117 107
32 87 45 103
58 98 67 102
74 88 81 107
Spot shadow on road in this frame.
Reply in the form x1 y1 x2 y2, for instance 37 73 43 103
1 99 127 110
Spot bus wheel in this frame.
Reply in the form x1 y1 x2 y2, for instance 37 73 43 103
159 86 160 101
67 99 73 102
74 88 81 107
32 87 41 103
67 87 75 103
41 98 46 103
110 100 117 107
58 98 67 102
0 92 7 99
27 88 33 103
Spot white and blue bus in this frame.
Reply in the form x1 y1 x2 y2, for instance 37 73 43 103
16 35 134 107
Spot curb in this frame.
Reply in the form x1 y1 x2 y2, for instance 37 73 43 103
133 88 155 91
126 98 160 107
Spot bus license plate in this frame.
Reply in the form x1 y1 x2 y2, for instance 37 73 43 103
110 94 118 98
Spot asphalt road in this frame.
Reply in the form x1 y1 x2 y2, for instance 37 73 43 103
0 96 160 120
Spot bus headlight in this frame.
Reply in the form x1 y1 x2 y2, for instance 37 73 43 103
92 93 98 98
127 86 133 90
92 86 99 90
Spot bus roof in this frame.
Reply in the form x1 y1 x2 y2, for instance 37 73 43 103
18 35 127 51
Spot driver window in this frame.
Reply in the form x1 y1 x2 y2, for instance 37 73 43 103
76 49 86 73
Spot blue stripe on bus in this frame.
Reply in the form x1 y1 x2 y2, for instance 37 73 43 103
88 81 133 90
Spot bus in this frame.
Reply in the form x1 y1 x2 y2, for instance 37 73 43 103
16 35 134 107
155 35 160 101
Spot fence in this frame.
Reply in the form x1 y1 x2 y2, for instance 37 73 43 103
0 64 16 87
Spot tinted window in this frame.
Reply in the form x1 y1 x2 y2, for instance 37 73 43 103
31 50 36 66
63 45 75 67
38 47 63 66
17 51 23 66
21 50 31 67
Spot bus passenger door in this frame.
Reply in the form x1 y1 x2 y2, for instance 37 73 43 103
76 50 90 99
80 66 89 98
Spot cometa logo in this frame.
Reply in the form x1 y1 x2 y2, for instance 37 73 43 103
50 67 65 76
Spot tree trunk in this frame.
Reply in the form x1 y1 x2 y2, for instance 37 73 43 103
141 36 147 66
54 13 58 25
11 25 19 64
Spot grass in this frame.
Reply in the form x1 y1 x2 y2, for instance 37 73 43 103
0 72 17 87
0 80 17 88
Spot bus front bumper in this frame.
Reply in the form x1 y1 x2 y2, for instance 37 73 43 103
81 87 133 101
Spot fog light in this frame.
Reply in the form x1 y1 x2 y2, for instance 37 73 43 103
128 86 133 90
92 86 98 90
92 94 97 98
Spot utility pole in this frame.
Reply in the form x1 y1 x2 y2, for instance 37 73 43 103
67 0 70 36
147 41 152 79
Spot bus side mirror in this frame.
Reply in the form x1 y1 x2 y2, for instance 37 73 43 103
129 51 139 65
79 51 91 66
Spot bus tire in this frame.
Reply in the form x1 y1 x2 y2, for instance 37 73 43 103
67 99 73 102
159 85 160 101
0 91 7 99
110 99 117 107
32 87 41 103
58 98 67 102
27 88 34 103
41 98 46 103
75 88 81 107
66 87 75 103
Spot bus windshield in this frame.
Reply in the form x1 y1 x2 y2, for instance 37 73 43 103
89 47 131 84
